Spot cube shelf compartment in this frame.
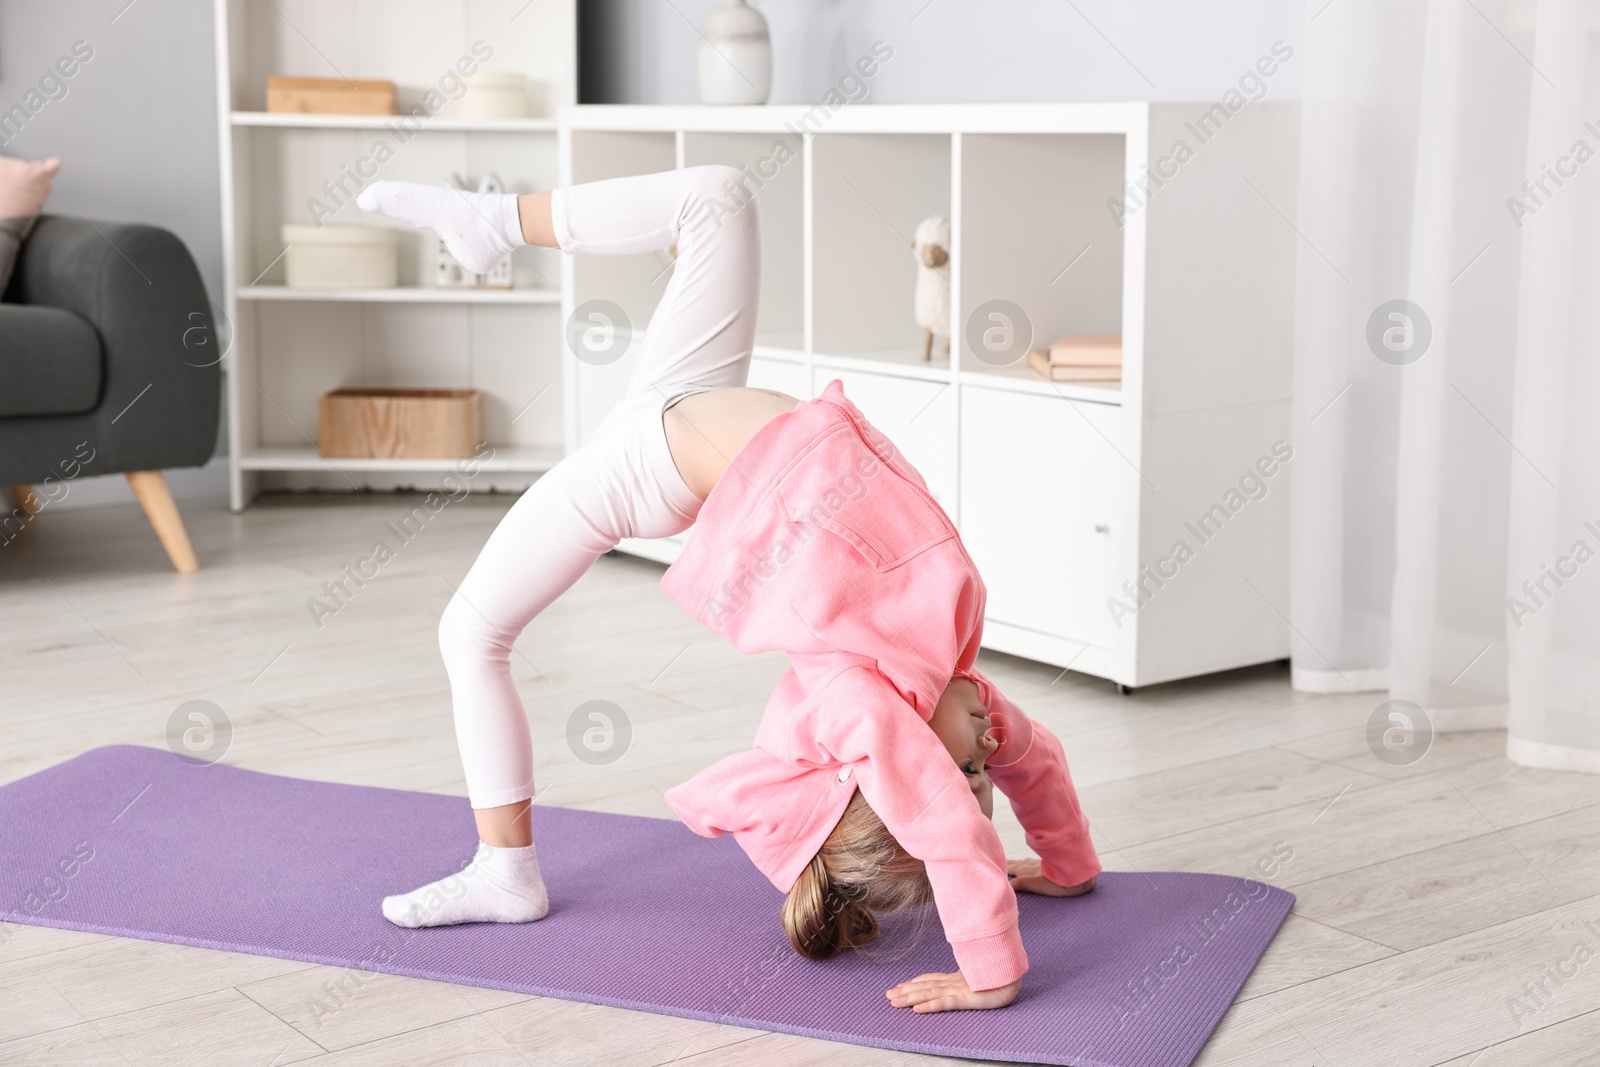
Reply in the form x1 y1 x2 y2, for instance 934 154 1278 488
683 131 805 353
812 132 950 366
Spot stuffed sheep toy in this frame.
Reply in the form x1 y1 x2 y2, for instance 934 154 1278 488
913 215 950 361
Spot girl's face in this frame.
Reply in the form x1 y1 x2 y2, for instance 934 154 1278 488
928 677 998 819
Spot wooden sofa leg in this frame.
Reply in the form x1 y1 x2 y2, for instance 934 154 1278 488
9 486 42 517
126 471 199 574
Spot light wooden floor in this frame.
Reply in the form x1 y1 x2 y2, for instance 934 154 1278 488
3 494 1598 1067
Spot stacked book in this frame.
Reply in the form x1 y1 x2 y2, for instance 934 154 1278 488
1027 334 1122 382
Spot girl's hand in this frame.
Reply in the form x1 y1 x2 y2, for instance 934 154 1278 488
886 971 1020 1013
1007 858 1098 897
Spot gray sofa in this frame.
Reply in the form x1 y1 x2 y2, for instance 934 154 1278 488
1 215 220 572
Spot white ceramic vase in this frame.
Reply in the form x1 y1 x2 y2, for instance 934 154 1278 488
697 0 771 106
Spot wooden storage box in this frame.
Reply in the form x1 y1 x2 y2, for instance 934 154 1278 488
319 389 483 459
267 76 397 115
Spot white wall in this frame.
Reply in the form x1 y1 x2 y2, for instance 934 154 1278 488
1 0 225 508
0 0 222 301
582 0 1304 106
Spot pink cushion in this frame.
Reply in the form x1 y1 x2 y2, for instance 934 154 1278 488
0 155 60 224
0 155 60 291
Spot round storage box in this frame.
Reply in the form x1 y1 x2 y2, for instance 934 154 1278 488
453 73 529 120
282 224 399 289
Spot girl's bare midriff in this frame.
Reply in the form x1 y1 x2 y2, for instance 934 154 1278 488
664 387 799 500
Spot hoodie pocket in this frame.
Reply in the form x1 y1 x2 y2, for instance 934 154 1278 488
776 432 955 572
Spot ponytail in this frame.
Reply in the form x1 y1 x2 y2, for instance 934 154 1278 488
780 791 932 961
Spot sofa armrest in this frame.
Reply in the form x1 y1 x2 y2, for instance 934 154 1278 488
4 215 220 475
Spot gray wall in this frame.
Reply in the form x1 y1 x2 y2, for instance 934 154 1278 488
1 0 223 505
580 0 1303 106
0 0 222 304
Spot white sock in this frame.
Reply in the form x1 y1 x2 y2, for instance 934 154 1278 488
356 180 525 274
382 841 549 928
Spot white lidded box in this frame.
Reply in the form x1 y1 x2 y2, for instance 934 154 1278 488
453 73 529 120
282 224 398 289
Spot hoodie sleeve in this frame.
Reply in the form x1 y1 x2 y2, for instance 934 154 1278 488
789 665 1027 992
970 670 1101 889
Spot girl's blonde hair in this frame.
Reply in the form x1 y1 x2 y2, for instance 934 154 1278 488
780 790 934 960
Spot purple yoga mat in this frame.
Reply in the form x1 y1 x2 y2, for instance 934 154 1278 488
0 747 1291 1066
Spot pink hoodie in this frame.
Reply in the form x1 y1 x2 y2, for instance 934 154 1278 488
661 380 1099 991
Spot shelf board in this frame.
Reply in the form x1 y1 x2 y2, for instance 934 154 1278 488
564 103 1143 136
232 111 557 133
813 348 954 383
960 361 1123 404
240 445 562 474
239 285 559 304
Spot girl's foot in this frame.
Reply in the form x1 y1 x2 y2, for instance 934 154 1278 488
356 180 524 274
382 841 549 928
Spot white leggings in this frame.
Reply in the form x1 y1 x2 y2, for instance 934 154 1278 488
439 165 760 808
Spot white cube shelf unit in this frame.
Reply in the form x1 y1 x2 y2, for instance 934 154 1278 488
213 0 575 506
562 103 1300 689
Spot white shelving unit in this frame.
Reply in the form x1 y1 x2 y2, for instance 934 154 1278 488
212 0 575 502
562 103 1300 689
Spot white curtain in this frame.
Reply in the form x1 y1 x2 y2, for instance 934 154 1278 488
1290 0 1600 771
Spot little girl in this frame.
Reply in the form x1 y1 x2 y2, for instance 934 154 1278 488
359 166 1099 1014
